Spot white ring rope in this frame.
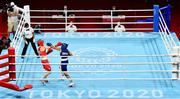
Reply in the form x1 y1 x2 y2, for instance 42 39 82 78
159 18 172 50
10 62 177 65
158 18 174 61
30 16 153 19
9 70 180 73
159 24 171 51
14 78 177 81
12 54 179 57
32 28 153 31
11 13 25 47
31 22 153 25
29 9 154 32
30 9 153 12
159 10 176 47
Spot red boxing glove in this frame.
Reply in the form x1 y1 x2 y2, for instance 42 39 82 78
55 42 62 47
46 48 53 55
41 59 51 71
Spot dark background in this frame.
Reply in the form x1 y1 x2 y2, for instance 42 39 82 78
1 0 178 9
1 0 175 9
0 0 180 38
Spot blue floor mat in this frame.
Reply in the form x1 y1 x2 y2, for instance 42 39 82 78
0 32 180 99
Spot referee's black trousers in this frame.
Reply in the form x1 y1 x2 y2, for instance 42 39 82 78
21 38 39 57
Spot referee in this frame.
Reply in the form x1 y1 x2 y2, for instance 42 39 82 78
21 23 39 58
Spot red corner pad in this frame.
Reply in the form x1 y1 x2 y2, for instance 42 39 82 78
0 80 32 91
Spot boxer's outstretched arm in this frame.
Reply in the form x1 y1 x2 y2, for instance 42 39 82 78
51 45 61 51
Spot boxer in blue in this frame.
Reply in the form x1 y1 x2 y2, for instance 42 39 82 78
47 42 74 87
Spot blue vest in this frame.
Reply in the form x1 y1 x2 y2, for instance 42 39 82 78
60 49 70 61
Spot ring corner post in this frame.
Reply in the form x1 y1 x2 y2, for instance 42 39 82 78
166 4 171 30
8 47 16 81
24 5 31 26
153 5 159 32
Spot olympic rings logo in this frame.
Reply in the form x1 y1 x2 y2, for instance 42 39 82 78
74 47 117 63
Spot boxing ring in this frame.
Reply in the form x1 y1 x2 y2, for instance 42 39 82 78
0 5 180 99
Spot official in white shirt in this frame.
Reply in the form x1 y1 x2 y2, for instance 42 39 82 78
7 2 24 15
66 21 77 32
7 2 24 38
114 22 126 32
21 23 39 58
8 16 18 34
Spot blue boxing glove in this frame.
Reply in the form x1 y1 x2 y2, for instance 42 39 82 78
46 43 52 46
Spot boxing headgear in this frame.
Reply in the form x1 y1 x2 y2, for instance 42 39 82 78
37 39 44 46
61 43 68 50
55 42 62 47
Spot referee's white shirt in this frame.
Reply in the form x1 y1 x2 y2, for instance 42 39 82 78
23 27 34 39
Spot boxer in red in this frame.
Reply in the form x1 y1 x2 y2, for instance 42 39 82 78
37 39 53 85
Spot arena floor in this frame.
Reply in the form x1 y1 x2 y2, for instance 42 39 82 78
0 32 180 99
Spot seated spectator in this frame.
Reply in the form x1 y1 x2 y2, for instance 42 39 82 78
114 22 126 32
0 36 11 55
1 36 11 48
68 13 75 22
66 21 77 32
